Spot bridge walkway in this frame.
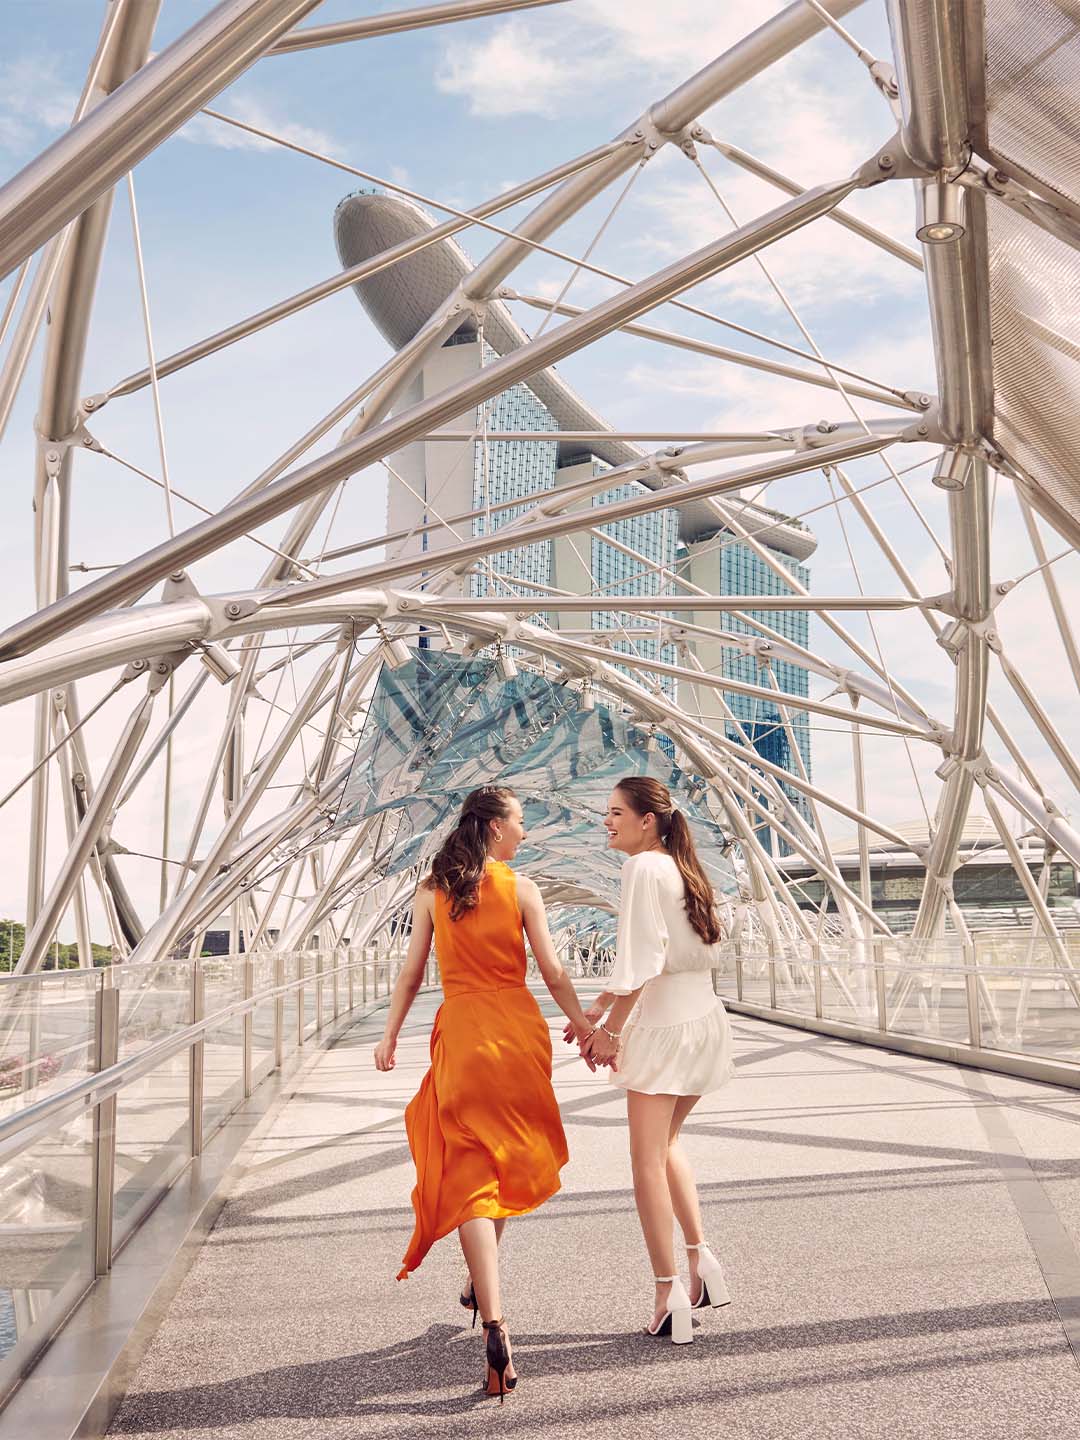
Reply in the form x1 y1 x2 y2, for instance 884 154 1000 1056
106 992 1080 1439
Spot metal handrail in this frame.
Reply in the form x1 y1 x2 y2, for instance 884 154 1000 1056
0 951 397 1165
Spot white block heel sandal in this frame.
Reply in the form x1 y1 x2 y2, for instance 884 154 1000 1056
646 1275 694 1344
687 1242 731 1309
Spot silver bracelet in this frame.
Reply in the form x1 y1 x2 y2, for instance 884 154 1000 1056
599 1023 622 1042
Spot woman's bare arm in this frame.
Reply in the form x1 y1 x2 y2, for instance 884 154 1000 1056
374 888 435 1071
517 875 595 1047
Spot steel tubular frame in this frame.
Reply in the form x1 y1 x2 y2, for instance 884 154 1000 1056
1 0 1078 995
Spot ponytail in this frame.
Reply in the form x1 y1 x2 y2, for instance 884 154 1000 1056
664 807 722 945
424 786 516 921
614 778 722 945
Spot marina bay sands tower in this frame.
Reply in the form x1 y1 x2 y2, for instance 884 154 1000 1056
334 191 816 821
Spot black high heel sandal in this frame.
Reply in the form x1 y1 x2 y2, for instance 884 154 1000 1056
459 1282 478 1328
481 1318 517 1401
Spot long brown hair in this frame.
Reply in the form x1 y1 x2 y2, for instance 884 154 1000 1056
424 786 516 921
614 778 721 944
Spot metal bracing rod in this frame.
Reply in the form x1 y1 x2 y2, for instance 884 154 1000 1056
134 649 342 965
183 4 875 594
117 668 209 807
0 0 327 282
449 594 923 614
308 426 885 568
109 139 625 397
826 463 1048 794
52 711 95 969
277 833 377 951
684 646 857 933
850 704 874 946
28 2 874 654
0 258 30 346
981 790 1072 965
458 0 868 308
545 633 929 739
987 768 1080 872
695 478 931 723
1017 494 1080 700
893 1 994 944
704 138 923 269
15 2 160 927
640 673 916 851
268 430 899 612
14 685 156 975
0 187 888 665
993 648 1080 797
268 0 567 52
503 291 918 409
0 0 160 443
425 429 793 443
245 857 295 952
760 661 862 937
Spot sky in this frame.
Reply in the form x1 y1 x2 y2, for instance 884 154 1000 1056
0 0 1077 938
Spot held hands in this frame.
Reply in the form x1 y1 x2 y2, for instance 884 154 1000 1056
562 1001 604 1047
562 1002 618 1071
581 1025 619 1069
373 1036 396 1071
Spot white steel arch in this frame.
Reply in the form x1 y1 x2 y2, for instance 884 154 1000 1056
1 0 1079 974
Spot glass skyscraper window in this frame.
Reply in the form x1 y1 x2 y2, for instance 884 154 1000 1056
720 539 811 841
590 468 679 698
469 341 558 600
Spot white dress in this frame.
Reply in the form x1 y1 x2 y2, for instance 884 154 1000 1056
607 850 735 1097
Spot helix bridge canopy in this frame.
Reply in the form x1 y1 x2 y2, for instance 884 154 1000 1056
333 648 739 917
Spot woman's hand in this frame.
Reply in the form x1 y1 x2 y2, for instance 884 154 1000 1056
373 1036 396 1071
563 1000 605 1045
582 1026 619 1069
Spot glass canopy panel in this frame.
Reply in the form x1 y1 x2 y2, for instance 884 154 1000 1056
336 648 738 917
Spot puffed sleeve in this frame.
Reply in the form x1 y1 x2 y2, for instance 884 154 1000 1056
607 856 669 995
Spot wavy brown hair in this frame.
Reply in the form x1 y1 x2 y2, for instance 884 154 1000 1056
614 777 722 944
423 786 517 921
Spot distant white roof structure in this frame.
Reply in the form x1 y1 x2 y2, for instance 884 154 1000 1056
334 189 816 562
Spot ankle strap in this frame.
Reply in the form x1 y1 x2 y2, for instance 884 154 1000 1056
653 1275 678 1282
481 1317 505 1330
685 1242 711 1251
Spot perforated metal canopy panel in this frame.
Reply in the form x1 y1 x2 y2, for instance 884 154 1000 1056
988 202 1080 533
982 0 1080 209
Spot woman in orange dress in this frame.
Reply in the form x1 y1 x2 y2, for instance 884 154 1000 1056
374 786 596 1398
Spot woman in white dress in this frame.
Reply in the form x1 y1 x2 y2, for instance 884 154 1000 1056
578 777 735 1345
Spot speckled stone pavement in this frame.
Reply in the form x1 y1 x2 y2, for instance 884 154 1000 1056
108 991 1080 1440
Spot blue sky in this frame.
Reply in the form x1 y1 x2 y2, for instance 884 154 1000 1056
0 1 1077 929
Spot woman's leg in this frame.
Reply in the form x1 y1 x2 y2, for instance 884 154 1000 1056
459 1217 502 1321
462 1217 507 1298
459 1217 515 1383
665 1095 708 1298
626 1090 680 1324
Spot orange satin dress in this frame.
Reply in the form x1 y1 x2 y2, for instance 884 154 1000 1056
398 860 569 1279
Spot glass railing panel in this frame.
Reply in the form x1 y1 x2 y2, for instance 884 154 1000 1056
0 969 100 1114
0 1112 94 1400
977 964 1080 1065
773 957 816 1017
302 952 318 1042
885 965 971 1044
110 960 192 1245
201 957 245 1138
251 955 277 1086
820 960 877 1028
282 952 303 1064
736 956 772 1008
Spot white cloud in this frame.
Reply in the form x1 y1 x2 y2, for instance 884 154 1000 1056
179 92 343 159
434 3 792 117
0 55 78 153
